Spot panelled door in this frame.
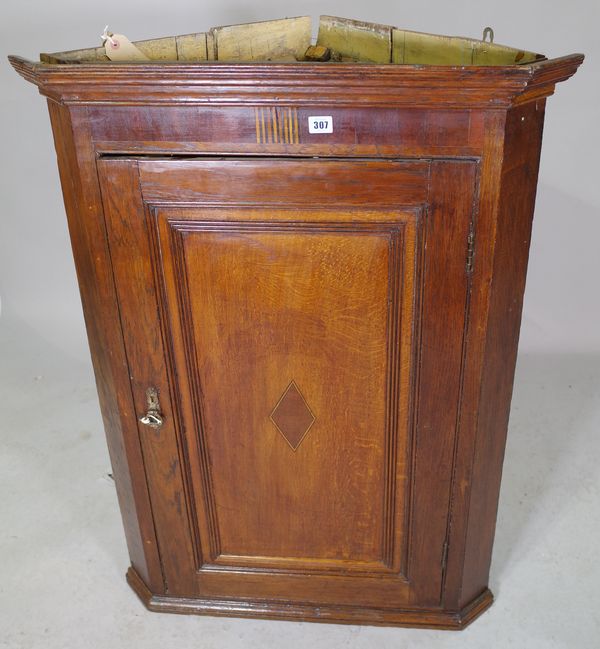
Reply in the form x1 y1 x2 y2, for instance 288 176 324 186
98 157 476 610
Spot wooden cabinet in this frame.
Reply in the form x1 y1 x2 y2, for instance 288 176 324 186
9 29 582 628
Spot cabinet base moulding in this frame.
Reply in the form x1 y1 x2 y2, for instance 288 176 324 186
126 567 494 629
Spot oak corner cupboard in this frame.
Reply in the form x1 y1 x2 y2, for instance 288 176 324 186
9 15 583 630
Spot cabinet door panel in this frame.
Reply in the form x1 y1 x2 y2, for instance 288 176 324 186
98 158 476 609
158 213 416 577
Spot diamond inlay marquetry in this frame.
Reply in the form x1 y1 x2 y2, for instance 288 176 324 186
269 381 316 450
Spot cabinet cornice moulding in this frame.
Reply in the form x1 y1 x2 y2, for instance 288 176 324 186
8 54 583 108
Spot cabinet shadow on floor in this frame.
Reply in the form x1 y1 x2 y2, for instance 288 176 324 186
490 351 600 590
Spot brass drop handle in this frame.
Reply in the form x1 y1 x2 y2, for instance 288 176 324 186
139 387 164 429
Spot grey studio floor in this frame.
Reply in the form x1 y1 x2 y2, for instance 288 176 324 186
1 313 599 649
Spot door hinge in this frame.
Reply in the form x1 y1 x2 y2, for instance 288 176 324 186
466 225 475 274
441 540 449 571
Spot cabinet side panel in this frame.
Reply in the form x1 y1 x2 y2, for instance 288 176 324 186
457 101 546 606
46 101 164 592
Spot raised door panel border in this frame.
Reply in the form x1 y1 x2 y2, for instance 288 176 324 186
97 159 199 597
407 160 477 607
137 158 429 207
151 212 421 581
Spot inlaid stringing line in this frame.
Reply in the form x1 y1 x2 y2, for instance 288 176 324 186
255 107 299 144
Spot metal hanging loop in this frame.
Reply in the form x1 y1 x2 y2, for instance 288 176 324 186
482 27 495 43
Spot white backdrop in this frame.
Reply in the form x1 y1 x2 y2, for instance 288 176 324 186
2 5 600 648
1 0 599 359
